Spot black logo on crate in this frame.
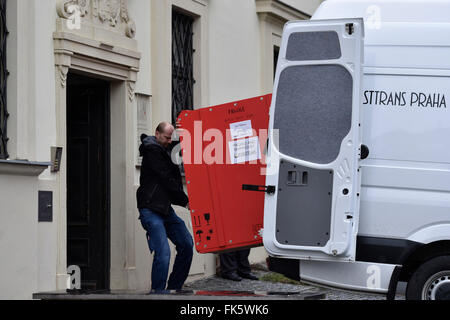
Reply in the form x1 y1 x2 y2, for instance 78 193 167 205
228 106 245 115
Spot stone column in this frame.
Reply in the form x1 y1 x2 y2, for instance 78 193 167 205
53 51 71 290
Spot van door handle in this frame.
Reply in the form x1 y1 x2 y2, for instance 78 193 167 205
242 184 276 195
287 171 297 184
360 144 369 160
287 171 308 186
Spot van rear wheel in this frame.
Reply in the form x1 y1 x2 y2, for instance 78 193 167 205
406 256 450 300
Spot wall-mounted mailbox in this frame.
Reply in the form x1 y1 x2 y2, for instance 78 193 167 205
38 191 53 222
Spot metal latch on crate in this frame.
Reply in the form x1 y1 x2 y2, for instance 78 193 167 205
242 184 276 195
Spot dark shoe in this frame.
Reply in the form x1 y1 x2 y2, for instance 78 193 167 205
222 272 242 281
238 272 259 281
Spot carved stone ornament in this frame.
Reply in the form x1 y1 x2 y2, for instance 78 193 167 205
56 0 136 38
93 0 134 34
127 81 136 102
58 65 69 88
57 0 89 19
93 0 120 26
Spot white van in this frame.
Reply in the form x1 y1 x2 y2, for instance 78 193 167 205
262 0 450 300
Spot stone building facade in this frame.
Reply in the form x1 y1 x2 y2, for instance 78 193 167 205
0 0 321 299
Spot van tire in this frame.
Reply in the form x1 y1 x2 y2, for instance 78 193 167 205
406 256 450 300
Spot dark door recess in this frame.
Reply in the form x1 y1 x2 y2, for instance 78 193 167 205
66 73 110 290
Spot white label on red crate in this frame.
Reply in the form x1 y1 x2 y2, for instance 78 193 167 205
229 120 253 140
228 136 261 164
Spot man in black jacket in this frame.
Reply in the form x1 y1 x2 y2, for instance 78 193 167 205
137 122 193 293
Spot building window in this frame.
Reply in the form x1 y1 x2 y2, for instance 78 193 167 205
274 45 280 80
172 9 194 124
0 0 7 159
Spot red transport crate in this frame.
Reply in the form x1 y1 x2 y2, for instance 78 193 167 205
177 94 271 253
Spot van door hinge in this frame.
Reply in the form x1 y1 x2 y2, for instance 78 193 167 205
242 184 276 195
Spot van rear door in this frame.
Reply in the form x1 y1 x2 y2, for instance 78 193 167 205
263 19 365 261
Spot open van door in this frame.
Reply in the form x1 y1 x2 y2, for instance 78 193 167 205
263 19 365 262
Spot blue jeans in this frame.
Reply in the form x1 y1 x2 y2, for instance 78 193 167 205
138 207 193 291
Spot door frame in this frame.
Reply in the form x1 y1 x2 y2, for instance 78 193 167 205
54 31 140 290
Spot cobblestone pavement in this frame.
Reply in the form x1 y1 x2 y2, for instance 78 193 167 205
184 264 405 300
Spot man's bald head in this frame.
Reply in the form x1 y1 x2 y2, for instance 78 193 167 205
155 122 174 148
156 122 172 134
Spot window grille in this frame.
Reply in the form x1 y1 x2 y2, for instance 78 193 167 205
0 0 7 159
172 10 194 124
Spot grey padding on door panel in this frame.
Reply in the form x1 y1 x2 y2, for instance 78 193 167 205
286 31 341 61
274 65 353 164
276 161 333 247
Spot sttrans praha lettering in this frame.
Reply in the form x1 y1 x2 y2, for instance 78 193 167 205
363 90 447 108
